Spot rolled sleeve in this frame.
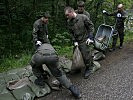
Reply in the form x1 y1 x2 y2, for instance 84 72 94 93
33 23 39 43
84 16 94 39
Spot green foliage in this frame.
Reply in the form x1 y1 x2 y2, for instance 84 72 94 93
54 45 73 59
0 52 32 72
51 31 71 45
124 31 133 42
0 46 73 72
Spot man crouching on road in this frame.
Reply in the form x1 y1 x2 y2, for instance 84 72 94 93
64 7 100 79
30 12 81 99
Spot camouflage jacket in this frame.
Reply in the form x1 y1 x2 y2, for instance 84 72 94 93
67 14 94 43
32 19 49 44
75 10 90 19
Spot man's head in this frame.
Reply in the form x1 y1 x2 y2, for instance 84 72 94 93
117 4 124 11
64 7 77 19
77 1 85 13
41 12 51 24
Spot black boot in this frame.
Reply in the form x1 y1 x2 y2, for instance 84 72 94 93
34 76 46 87
69 85 81 99
109 48 115 52
56 75 81 98
119 44 123 49
84 68 93 79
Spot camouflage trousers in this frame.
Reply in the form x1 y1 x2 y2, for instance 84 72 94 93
30 52 62 79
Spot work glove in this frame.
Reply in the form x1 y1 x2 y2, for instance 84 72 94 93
86 38 93 45
117 13 122 18
36 41 42 46
74 42 78 46
102 10 107 14
47 35 48 38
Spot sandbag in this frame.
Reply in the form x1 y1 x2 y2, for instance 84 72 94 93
12 85 35 100
7 67 31 79
29 75 51 97
92 61 101 72
0 92 16 100
0 73 6 85
93 51 105 61
97 35 107 43
7 77 30 90
16 68 32 79
48 77 61 91
0 84 9 94
29 82 51 97
4 73 20 83
7 77 35 100
72 46 85 70
59 56 72 73
25 66 34 76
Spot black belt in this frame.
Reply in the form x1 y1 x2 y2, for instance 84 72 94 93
37 52 56 56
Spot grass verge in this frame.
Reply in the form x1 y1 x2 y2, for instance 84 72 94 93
0 53 32 72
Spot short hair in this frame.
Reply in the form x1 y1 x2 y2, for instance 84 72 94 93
43 11 51 18
64 7 75 13
117 4 123 8
77 1 85 7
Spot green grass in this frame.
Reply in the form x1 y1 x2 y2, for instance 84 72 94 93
0 46 73 73
54 45 73 59
115 30 133 46
124 31 133 42
0 31 132 73
0 53 32 72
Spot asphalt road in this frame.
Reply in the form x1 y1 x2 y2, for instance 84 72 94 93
40 42 133 100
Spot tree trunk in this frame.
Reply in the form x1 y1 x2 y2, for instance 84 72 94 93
74 0 78 9
33 0 36 11
113 0 117 10
66 0 70 6
5 0 12 31
5 0 12 55
94 2 100 25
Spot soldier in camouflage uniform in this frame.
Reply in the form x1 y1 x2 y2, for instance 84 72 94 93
75 1 90 19
64 7 98 79
31 12 81 98
32 12 50 49
103 4 127 51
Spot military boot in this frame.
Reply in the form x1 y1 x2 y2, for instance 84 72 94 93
34 76 46 87
84 61 101 79
90 61 101 73
84 63 93 79
119 42 123 49
84 68 93 79
56 75 81 98
119 44 123 49
109 45 116 52
109 48 115 52
119 46 122 49
69 85 81 99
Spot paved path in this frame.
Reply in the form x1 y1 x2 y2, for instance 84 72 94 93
40 42 133 100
